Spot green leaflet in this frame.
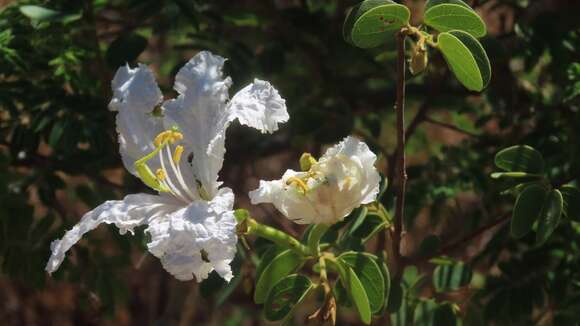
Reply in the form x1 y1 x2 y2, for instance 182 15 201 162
437 30 491 91
424 0 486 38
264 274 313 321
560 185 580 221
335 259 372 324
432 261 473 292
339 252 386 314
511 184 547 238
253 249 303 304
494 145 545 174
343 0 410 49
536 189 563 245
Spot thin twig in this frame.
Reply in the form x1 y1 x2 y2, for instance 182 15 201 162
437 212 510 257
423 116 481 138
405 102 430 141
391 29 408 274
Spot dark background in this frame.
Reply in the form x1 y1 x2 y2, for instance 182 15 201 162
1 0 579 324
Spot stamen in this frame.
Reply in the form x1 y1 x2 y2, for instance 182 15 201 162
286 176 309 194
173 145 184 164
156 168 166 181
135 128 193 201
153 130 184 147
154 130 171 147
165 145 197 201
159 145 188 202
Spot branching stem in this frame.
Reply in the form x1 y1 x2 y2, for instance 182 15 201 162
392 28 408 274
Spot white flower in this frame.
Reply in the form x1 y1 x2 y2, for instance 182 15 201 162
45 51 288 282
249 136 380 225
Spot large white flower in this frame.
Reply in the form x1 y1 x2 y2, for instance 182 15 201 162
45 51 288 282
249 136 380 225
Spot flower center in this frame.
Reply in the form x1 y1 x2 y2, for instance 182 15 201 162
285 152 325 194
135 128 198 202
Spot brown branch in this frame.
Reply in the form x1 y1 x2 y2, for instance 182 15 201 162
437 212 510 257
423 116 481 138
391 29 408 274
405 102 430 141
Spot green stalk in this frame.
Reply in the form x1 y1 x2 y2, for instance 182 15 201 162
236 214 312 257
307 223 331 256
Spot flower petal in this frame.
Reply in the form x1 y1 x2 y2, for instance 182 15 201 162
163 51 288 198
228 79 289 133
110 64 164 175
249 170 320 224
319 136 381 205
146 188 238 282
250 136 380 224
45 193 181 274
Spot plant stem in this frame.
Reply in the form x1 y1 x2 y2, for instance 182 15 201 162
392 29 408 274
240 216 312 257
307 224 331 256
319 255 330 291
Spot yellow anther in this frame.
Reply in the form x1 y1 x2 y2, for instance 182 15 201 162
299 153 318 172
154 130 184 147
154 130 171 147
173 145 184 164
156 168 166 181
286 176 309 194
171 131 183 142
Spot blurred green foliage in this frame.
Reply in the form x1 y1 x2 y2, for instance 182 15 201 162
0 0 579 324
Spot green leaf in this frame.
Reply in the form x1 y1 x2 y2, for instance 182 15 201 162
334 278 352 307
20 6 60 20
254 249 303 304
48 119 66 148
536 189 563 245
490 172 543 179
264 274 313 321
255 245 282 282
414 299 437 325
334 259 371 324
19 5 81 24
106 33 148 68
402 265 422 288
346 266 372 324
511 184 547 238
424 0 486 38
343 0 410 49
433 262 473 292
343 206 369 238
494 145 545 174
339 252 385 314
560 185 580 221
378 256 391 313
437 30 491 91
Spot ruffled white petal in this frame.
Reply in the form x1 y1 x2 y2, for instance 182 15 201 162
145 188 238 282
163 51 288 198
250 170 321 224
162 52 232 198
318 136 381 205
250 136 380 224
228 79 289 133
109 64 164 175
45 194 181 274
